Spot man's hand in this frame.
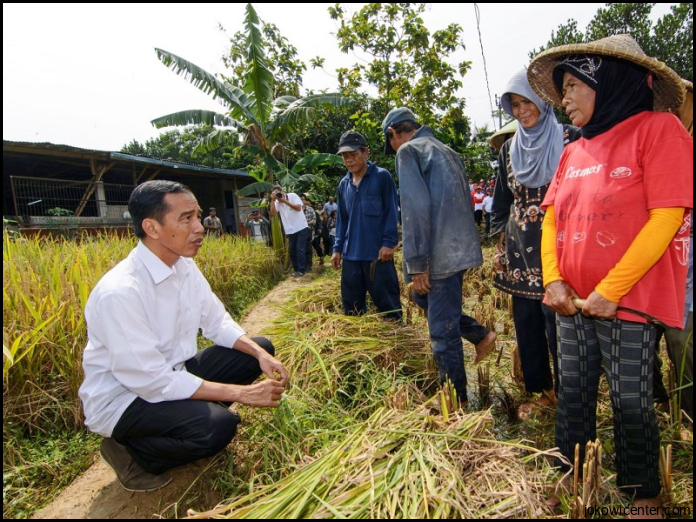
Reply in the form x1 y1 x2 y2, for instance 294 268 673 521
544 280 578 316
238 379 286 408
412 271 431 295
259 355 289 386
580 290 618 320
331 252 342 270
378 246 395 262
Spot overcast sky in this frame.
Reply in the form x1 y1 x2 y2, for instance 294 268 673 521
3 3 673 151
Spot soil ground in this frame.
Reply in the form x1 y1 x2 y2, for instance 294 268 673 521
31 274 310 519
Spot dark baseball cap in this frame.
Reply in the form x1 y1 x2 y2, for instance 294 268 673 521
337 130 368 154
382 107 417 155
250 209 260 215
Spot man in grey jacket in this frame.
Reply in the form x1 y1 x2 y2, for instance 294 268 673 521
382 107 496 405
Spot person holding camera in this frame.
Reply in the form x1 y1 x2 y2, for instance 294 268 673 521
269 185 310 277
244 209 270 244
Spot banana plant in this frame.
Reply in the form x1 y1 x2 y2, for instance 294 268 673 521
153 4 349 259
153 4 348 191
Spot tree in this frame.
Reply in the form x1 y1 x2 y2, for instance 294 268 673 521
121 125 245 170
328 3 471 126
534 3 693 81
222 20 306 98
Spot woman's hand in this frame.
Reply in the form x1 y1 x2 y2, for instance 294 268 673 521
544 280 579 316
580 290 618 320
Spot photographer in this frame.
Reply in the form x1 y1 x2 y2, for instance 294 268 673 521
269 185 310 277
243 209 270 244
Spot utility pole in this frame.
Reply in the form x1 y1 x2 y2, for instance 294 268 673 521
494 94 503 131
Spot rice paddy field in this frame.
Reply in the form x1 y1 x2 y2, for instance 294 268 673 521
3 233 693 518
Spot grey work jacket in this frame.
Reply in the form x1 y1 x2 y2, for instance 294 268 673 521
395 126 483 280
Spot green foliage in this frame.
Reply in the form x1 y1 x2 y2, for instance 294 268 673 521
533 3 693 81
222 17 307 98
328 3 471 124
44 207 73 217
154 3 349 206
3 427 100 518
120 124 246 170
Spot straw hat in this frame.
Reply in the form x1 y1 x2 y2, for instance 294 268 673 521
527 34 685 113
677 79 693 136
489 119 518 152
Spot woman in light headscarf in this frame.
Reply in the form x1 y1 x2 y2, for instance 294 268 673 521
490 68 580 416
529 34 692 515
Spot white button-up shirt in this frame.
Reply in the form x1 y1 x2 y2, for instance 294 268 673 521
78 242 246 437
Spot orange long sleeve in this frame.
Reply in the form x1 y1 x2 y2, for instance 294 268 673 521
540 205 563 285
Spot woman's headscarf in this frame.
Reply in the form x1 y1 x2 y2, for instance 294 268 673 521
501 68 564 188
552 55 653 139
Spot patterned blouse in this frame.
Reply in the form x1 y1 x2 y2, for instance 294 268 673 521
490 124 580 299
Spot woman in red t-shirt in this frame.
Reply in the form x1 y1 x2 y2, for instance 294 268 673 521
529 34 692 513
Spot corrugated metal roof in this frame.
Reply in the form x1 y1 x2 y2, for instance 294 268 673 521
3 140 251 178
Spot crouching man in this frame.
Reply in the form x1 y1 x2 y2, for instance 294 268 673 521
78 180 289 492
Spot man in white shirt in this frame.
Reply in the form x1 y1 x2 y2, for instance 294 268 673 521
482 187 495 238
269 184 310 276
78 180 289 492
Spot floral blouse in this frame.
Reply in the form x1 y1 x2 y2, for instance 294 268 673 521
490 124 580 299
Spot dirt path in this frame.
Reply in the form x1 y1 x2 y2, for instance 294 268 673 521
31 275 310 519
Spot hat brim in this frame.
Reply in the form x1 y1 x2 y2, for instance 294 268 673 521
489 120 518 151
336 145 361 154
527 35 685 113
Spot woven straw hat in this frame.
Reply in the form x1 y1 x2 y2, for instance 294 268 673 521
489 119 518 152
677 79 693 136
527 34 685 113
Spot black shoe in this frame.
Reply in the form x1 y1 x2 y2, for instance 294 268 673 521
100 438 172 492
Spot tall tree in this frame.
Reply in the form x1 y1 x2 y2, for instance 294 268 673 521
154 3 349 256
222 20 307 98
534 3 692 81
328 3 470 126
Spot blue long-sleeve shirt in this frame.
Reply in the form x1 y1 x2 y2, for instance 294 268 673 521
333 162 399 261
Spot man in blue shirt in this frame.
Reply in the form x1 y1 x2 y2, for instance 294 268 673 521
322 196 338 216
331 130 402 322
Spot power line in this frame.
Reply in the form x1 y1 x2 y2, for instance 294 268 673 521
473 4 497 131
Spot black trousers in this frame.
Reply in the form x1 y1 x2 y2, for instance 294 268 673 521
111 337 274 475
312 234 324 258
341 259 402 321
305 233 314 270
512 296 557 393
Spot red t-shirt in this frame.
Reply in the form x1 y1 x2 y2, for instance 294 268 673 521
542 111 693 327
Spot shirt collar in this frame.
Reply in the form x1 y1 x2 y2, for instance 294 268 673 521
135 241 189 285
